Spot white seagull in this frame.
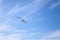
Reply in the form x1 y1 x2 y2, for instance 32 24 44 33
17 17 27 23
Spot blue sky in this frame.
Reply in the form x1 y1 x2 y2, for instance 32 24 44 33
0 0 60 40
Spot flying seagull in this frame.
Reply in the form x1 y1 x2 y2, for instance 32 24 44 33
17 17 27 23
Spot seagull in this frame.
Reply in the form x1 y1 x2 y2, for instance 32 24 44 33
17 17 27 23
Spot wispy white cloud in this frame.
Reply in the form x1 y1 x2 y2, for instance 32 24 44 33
0 25 40 40
0 24 28 33
14 29 28 33
40 30 60 40
5 3 20 17
5 0 41 17
0 33 24 40
0 24 26 40
49 1 60 10
0 24 12 31
0 23 40 40
6 33 24 40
